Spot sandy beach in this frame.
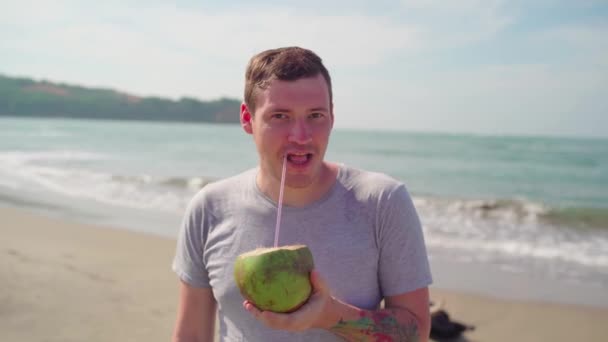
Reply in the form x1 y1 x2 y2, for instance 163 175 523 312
2 205 607 342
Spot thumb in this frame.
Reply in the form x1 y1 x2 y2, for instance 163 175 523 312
310 270 328 294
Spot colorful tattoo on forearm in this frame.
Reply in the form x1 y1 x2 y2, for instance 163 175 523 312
330 309 419 342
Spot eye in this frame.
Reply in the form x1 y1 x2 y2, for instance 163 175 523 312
271 113 288 120
310 112 325 119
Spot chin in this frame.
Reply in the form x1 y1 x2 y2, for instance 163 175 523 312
285 175 315 189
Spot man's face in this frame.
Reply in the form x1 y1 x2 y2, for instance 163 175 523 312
241 74 334 190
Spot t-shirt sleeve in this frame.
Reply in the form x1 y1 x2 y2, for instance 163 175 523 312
377 184 432 296
172 193 211 288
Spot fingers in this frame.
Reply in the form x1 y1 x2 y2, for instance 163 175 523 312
310 269 328 294
242 271 330 332
243 300 261 317
244 300 316 332
244 301 301 331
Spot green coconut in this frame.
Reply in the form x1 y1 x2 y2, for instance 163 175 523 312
234 244 314 313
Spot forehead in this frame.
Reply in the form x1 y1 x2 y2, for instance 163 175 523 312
254 74 330 112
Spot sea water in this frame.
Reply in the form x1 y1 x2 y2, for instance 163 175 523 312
1 117 607 306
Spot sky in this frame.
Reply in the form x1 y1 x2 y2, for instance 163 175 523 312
1 0 607 138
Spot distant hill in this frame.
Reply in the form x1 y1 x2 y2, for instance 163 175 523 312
0 74 240 124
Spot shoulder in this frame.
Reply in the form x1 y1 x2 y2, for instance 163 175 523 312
200 168 256 196
338 164 409 200
336 165 417 221
186 168 256 215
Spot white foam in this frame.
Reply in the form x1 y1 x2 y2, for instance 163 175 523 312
414 194 608 271
2 150 607 273
0 150 192 214
425 232 608 268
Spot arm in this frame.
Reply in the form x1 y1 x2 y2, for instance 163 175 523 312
326 287 430 342
244 271 430 342
172 280 217 342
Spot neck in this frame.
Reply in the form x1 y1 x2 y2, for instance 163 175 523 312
257 162 339 208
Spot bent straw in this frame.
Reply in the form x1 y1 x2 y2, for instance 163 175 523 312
273 155 287 248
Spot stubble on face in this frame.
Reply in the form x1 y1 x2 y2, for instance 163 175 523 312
250 75 333 195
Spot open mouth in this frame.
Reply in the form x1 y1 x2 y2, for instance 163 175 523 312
286 153 313 165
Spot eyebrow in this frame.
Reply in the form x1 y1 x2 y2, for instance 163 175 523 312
269 107 329 113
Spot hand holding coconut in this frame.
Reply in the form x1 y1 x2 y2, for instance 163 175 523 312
242 269 336 332
234 245 315 313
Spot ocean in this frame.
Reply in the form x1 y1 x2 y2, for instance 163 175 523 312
1 117 607 307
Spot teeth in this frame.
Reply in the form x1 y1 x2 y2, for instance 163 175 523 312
287 153 309 164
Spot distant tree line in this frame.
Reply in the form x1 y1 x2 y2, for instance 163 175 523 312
0 74 240 124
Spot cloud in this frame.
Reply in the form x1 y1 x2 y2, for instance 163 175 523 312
532 24 608 65
403 0 504 11
1 1 419 99
399 0 513 48
2 2 419 66
336 61 608 137
0 0 512 84
2 0 606 137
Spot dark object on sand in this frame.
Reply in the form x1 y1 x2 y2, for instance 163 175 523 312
430 309 475 340
429 300 475 340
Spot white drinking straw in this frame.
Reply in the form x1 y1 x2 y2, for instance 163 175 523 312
273 155 287 248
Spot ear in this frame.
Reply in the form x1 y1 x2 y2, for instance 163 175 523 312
330 103 335 129
240 102 253 134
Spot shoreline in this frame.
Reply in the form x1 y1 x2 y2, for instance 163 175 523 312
2 205 608 341
3 189 606 309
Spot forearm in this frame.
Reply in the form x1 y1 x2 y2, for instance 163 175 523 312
171 336 205 342
171 311 216 342
171 328 214 342
322 298 427 342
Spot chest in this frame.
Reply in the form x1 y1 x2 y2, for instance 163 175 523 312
203 204 383 316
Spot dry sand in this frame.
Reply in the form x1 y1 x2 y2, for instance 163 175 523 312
1 206 607 342
1 206 178 342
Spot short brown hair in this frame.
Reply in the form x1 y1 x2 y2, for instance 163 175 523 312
244 47 333 113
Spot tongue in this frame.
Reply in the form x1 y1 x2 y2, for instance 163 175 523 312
288 154 308 164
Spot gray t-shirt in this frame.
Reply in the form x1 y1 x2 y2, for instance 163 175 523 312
172 164 432 342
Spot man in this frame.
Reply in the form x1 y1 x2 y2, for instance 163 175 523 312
172 47 432 342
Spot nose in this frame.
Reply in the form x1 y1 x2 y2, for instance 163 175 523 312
287 119 312 145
